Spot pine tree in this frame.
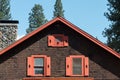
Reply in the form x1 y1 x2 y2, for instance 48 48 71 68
26 4 47 33
103 0 120 53
0 0 11 20
53 0 64 18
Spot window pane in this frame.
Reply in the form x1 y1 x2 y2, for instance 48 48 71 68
55 36 63 42
34 58 44 66
34 68 44 74
72 58 82 75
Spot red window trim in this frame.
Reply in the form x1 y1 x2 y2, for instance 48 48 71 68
66 55 89 77
27 55 51 77
48 34 68 47
70 55 85 76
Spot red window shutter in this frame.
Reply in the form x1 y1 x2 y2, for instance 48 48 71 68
48 35 55 46
84 57 89 76
45 57 51 76
64 36 68 46
66 57 72 76
27 57 34 76
53 34 64 47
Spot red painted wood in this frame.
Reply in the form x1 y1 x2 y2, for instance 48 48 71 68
27 55 51 77
48 34 68 47
70 55 85 76
23 77 94 80
48 35 55 46
45 57 51 76
64 36 68 46
52 34 64 47
84 57 89 76
66 57 72 76
27 57 34 76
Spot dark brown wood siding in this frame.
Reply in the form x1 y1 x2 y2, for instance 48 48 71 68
0 21 120 80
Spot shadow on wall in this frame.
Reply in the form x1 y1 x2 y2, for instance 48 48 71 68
68 29 120 79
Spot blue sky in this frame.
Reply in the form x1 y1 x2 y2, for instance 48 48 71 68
11 0 109 43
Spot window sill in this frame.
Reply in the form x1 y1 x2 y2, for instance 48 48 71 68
23 77 94 80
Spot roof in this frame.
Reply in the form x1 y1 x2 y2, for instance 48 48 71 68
0 17 120 59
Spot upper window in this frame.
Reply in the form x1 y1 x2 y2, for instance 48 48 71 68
48 34 68 47
66 55 89 76
27 55 51 76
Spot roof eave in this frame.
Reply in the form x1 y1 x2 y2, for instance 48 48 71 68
0 17 120 59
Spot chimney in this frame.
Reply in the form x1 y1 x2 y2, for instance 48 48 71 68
0 20 19 50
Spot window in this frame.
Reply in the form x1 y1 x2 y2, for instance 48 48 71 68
72 58 82 75
66 55 89 76
27 55 51 76
48 34 68 47
34 58 44 75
